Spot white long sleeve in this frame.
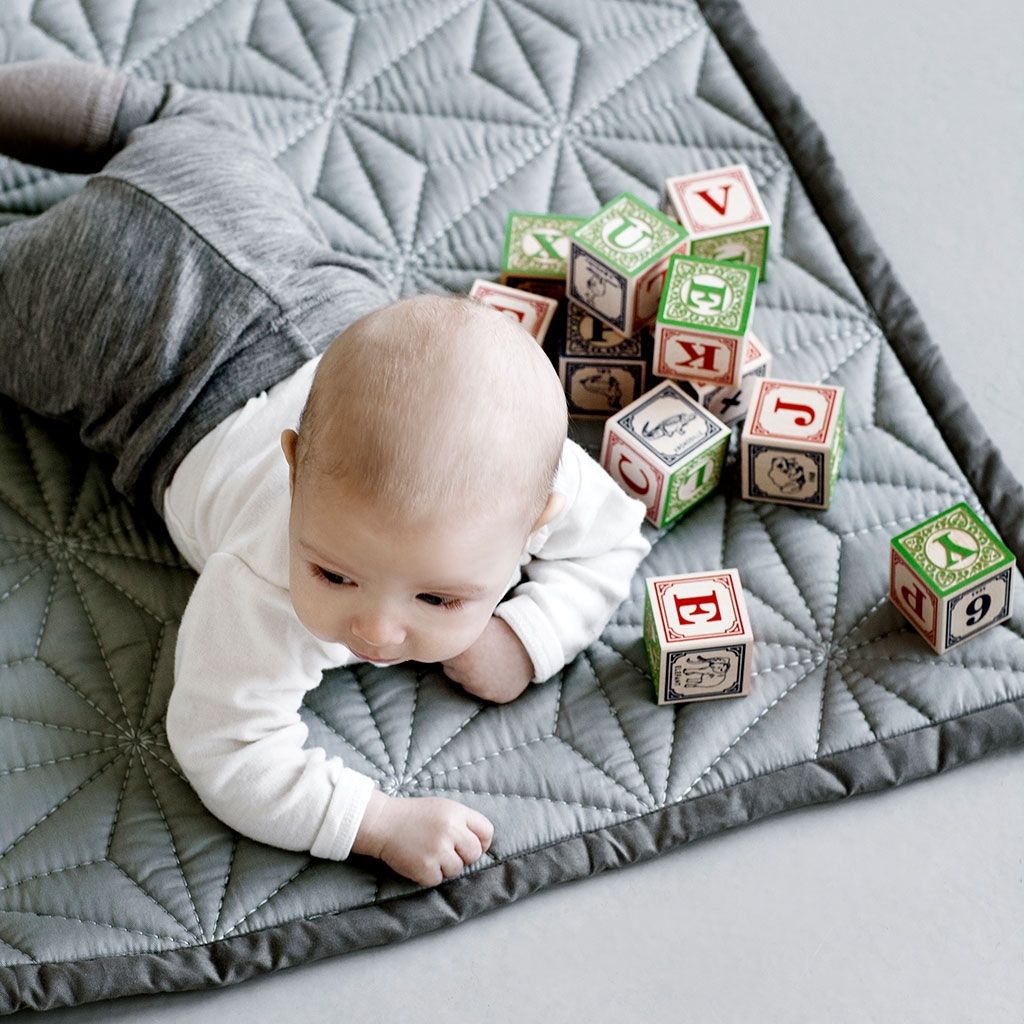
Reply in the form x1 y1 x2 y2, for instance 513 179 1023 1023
494 438 652 683
165 550 377 861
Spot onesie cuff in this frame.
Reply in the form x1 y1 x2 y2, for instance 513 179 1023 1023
309 768 378 861
493 594 566 684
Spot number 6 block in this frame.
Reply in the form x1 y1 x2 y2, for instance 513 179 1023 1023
890 502 1016 653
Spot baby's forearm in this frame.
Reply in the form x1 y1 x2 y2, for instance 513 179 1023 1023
0 58 164 173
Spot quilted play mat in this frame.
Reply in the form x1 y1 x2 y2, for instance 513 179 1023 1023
2 0 1023 1013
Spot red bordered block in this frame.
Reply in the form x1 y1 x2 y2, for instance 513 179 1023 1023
740 377 846 509
469 279 558 345
643 568 754 705
678 331 772 426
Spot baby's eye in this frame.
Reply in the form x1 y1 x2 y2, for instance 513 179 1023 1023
308 564 464 611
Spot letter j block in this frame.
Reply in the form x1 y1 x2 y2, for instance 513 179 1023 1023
643 569 754 706
890 502 1016 654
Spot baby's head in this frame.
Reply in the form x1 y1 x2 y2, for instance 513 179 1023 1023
280 292 569 666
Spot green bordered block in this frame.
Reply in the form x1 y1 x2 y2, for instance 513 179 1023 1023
662 163 771 281
643 568 754 706
568 192 689 340
653 254 759 388
600 380 729 529
890 502 1016 654
501 212 584 286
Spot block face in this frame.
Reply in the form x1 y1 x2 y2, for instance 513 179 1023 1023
615 381 729 469
665 435 727 522
664 164 769 235
573 192 687 275
691 226 769 278
891 502 1015 595
653 325 745 387
747 378 842 446
561 359 646 419
601 428 666 525
501 212 583 280
658 254 758 339
665 643 748 703
890 549 940 649
568 244 628 331
468 279 557 343
945 567 1014 649
745 444 825 507
650 569 749 643
702 331 772 424
565 302 643 358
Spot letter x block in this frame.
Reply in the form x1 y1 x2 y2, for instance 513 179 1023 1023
740 377 845 509
654 254 759 388
501 211 584 299
890 502 1016 654
569 191 689 338
662 163 771 281
643 568 754 706
601 380 729 529
678 331 772 426
469 279 558 345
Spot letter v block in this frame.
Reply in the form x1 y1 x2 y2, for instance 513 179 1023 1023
643 568 754 705
569 191 689 338
890 502 1015 653
740 377 845 509
600 380 729 529
654 254 759 388
662 163 771 280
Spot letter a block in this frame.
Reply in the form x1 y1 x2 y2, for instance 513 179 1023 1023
662 163 771 281
890 502 1015 654
654 254 759 388
740 377 845 509
469 279 558 345
600 380 729 529
643 568 754 705
501 211 584 297
569 192 689 338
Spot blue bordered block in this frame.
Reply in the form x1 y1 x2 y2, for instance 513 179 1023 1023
600 380 729 528
739 377 845 510
643 568 755 705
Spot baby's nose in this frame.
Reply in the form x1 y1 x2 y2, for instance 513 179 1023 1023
350 610 406 649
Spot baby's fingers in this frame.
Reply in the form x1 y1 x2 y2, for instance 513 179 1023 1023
465 809 494 854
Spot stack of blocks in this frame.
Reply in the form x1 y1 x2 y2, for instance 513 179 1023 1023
476 161 1014 706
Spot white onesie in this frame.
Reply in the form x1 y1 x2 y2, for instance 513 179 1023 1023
161 354 652 861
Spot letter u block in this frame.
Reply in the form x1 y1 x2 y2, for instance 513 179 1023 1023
890 502 1015 654
662 163 771 281
469 279 558 345
600 380 729 529
654 254 758 388
643 568 754 705
568 192 689 339
740 377 845 509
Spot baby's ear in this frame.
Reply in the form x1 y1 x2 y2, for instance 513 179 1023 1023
281 429 298 496
532 490 566 533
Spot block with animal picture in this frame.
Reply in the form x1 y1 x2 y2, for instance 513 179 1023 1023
568 192 689 339
653 253 759 389
600 380 729 529
662 163 771 280
469 278 558 345
500 211 583 299
740 377 845 510
643 568 754 706
677 331 772 426
890 502 1016 654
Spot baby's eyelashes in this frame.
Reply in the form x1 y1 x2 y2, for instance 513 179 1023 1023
306 563 466 611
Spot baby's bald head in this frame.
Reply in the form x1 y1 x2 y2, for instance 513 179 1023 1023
291 293 569 537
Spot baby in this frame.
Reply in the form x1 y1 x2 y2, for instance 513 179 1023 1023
0 59 652 888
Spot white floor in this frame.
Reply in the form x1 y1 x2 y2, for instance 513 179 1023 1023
17 2 1023 1020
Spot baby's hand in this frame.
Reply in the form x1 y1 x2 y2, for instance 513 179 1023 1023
352 789 494 887
441 615 535 704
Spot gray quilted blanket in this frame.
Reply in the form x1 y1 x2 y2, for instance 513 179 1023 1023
1 0 1022 1013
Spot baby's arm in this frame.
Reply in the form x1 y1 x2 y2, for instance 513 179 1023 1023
166 551 492 886
492 440 653 683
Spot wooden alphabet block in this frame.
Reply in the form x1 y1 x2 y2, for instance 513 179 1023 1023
469 279 558 345
890 502 1015 654
643 568 754 705
600 380 729 528
677 331 772 426
740 377 845 509
501 211 583 299
568 191 689 339
653 254 759 388
662 163 771 280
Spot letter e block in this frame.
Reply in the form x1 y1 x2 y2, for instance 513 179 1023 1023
740 377 845 509
469 279 558 345
890 502 1015 653
600 380 729 528
569 192 689 338
643 568 754 705
662 163 771 281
